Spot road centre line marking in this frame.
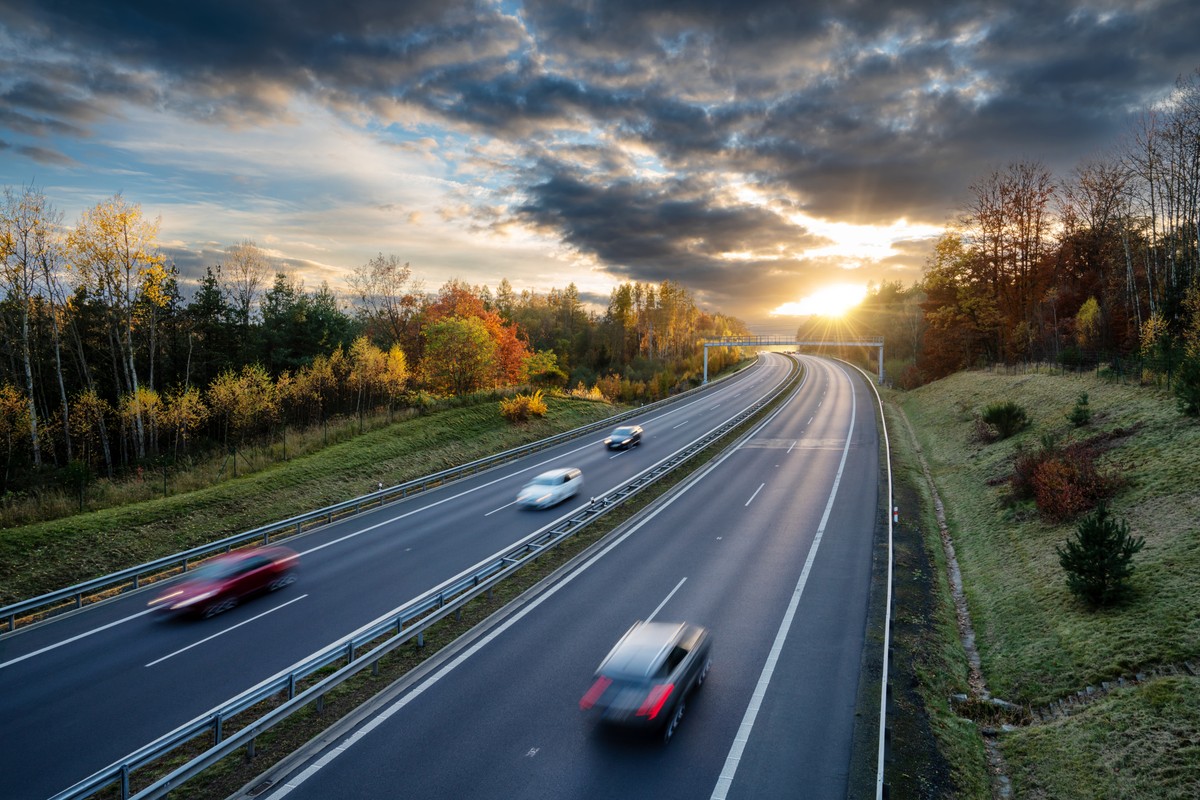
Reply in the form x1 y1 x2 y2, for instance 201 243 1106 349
786 441 796 454
645 578 687 623
484 500 518 517
145 594 309 667
266 356 801 799
744 483 765 506
672 420 690 429
710 360 856 800
0 609 157 671
301 364 773 558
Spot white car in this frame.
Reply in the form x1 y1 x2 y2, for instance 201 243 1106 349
517 468 583 509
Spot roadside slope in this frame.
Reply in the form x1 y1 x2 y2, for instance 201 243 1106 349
0 397 618 605
891 367 1200 799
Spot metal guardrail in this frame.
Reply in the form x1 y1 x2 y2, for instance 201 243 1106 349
1 372 748 634
51 356 801 800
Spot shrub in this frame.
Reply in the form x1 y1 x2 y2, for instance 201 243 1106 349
1175 355 1200 416
1067 391 1092 427
1056 503 1145 608
981 400 1029 439
499 390 548 422
1032 443 1120 522
1010 438 1120 520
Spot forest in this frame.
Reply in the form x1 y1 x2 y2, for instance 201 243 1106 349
0 200 750 495
811 69 1200 400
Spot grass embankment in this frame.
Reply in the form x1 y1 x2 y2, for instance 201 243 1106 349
0 396 619 606
889 367 1200 798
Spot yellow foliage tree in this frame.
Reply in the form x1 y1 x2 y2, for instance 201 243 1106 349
67 194 168 459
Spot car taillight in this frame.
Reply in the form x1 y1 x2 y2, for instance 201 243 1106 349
579 676 612 710
637 683 675 719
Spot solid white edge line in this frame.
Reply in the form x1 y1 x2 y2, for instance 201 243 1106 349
267 354 809 799
145 595 309 667
854 364 893 800
709 357 856 800
645 577 687 623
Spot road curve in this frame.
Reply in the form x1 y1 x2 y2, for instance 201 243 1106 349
253 355 881 800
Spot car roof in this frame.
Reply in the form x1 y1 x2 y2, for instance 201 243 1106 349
534 468 578 479
598 621 687 679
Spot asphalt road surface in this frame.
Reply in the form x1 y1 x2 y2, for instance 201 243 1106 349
256 354 881 800
0 356 796 800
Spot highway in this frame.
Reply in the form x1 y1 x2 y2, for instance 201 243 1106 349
0 355 796 800
255 355 881 800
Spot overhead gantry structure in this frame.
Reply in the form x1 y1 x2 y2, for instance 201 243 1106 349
701 335 885 384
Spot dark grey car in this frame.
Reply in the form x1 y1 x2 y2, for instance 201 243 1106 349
604 425 643 450
579 620 712 742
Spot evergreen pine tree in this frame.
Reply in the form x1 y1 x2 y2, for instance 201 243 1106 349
1056 503 1144 608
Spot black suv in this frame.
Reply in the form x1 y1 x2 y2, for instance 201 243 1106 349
580 620 711 742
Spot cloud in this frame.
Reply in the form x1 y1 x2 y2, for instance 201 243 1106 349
2 0 1198 324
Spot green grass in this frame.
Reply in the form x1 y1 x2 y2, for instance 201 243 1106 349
882 393 991 798
0 396 620 605
1003 677 1200 799
892 365 1200 798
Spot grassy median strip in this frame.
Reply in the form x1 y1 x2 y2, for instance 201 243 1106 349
85 362 800 799
890 367 1200 799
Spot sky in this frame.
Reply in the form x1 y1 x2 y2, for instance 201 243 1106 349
1 1 1197 331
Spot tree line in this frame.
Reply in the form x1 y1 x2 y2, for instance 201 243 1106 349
816 68 1200 400
0 196 750 492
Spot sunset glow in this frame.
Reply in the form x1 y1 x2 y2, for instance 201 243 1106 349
769 284 868 318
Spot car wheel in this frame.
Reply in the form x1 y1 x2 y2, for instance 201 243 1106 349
203 597 237 618
269 571 297 591
663 701 685 743
697 658 711 687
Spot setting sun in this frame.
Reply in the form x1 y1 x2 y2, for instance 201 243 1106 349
769 283 868 318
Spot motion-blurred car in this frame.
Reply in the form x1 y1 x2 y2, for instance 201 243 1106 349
604 425 643 450
516 467 583 509
148 545 298 618
579 620 712 742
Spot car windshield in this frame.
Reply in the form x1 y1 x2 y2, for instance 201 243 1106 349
188 558 243 581
612 427 635 436
529 475 559 486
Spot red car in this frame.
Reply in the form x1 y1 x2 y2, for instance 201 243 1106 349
148 545 298 618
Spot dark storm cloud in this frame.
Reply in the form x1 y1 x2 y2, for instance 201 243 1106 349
3 0 1198 319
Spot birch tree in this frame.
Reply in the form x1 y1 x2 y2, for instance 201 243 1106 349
67 194 168 460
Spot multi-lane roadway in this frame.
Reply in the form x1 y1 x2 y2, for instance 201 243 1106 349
253 354 883 799
1 353 841 800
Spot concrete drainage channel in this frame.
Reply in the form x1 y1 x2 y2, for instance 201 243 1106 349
54 357 804 800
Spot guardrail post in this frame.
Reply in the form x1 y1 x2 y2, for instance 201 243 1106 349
346 642 355 663
247 736 257 760
417 631 424 648
75 592 83 609
120 764 130 799
214 712 223 744
288 674 297 699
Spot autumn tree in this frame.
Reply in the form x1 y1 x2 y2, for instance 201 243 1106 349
222 239 271 327
421 316 497 395
0 383 30 490
919 232 1002 378
349 253 422 351
0 185 58 467
67 194 169 459
162 385 207 457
